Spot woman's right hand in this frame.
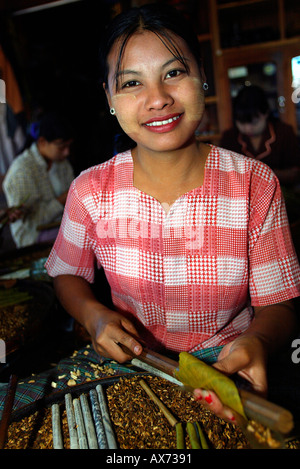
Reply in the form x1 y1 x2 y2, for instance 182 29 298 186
53 275 143 363
88 308 143 363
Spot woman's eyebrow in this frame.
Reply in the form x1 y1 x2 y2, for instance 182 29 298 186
162 57 190 69
116 69 140 79
115 56 190 81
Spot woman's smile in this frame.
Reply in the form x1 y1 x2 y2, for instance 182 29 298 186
143 113 183 132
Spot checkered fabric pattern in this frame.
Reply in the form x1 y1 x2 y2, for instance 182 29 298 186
45 146 300 353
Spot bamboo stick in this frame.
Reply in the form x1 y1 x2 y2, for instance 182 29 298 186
186 422 201 449
89 389 108 449
64 393 79 449
51 403 63 449
239 389 293 434
79 393 98 449
175 422 185 449
194 421 209 449
131 358 182 385
139 379 178 427
73 398 88 449
96 385 118 449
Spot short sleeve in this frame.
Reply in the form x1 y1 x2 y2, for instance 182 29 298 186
45 177 96 283
248 165 300 305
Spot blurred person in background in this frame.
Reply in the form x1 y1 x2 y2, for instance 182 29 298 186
220 85 300 190
3 111 74 248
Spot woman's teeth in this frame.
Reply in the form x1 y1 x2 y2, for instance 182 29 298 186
146 115 180 126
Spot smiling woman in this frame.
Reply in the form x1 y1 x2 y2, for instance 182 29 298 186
104 30 205 158
45 4 300 424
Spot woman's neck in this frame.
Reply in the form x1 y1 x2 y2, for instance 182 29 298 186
134 142 207 181
131 142 210 207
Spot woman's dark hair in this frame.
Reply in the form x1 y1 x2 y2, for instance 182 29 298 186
233 85 270 123
100 3 203 91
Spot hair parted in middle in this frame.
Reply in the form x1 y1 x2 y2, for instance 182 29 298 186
99 3 204 92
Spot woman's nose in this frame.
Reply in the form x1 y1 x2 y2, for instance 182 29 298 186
145 83 174 110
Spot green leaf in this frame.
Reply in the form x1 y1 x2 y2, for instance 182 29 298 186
175 352 246 419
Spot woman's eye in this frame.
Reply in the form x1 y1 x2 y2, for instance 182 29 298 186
165 69 184 79
121 80 140 89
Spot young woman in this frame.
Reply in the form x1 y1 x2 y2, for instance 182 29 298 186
45 4 300 421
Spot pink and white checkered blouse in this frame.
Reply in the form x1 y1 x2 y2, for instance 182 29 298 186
45 146 300 353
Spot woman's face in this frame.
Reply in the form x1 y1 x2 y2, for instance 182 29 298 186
105 30 205 154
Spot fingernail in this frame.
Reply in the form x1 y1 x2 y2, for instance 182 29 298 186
134 345 141 354
204 394 213 404
194 390 203 401
224 409 236 422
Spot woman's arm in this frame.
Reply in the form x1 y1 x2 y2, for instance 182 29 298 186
53 274 143 362
243 300 298 355
216 300 298 390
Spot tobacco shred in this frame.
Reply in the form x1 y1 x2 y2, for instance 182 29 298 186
0 302 32 342
106 375 248 449
4 375 300 449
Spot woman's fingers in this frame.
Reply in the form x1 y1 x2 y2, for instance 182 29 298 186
213 337 268 396
193 388 237 423
94 316 143 362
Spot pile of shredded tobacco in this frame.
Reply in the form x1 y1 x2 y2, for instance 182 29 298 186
4 408 69 449
0 302 32 342
0 281 46 345
106 375 248 449
4 375 300 449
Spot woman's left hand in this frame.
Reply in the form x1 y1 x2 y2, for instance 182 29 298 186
193 334 268 422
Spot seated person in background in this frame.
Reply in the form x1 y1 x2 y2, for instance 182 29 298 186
3 111 75 248
220 85 300 189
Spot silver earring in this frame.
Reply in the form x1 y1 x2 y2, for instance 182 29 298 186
203 83 209 91
110 108 116 115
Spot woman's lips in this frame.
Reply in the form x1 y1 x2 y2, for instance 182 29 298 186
143 114 183 133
